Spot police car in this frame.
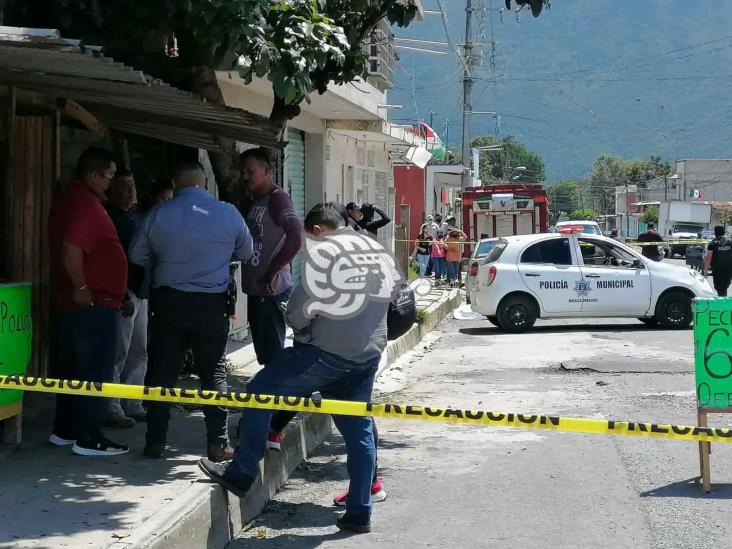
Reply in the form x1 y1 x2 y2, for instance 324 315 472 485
468 227 715 332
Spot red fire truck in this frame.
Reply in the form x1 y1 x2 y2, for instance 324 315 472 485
461 184 549 256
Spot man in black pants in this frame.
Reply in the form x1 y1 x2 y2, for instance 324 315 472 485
130 163 253 461
238 148 304 450
705 225 732 296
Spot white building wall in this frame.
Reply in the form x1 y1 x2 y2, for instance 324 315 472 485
325 130 395 249
677 159 732 202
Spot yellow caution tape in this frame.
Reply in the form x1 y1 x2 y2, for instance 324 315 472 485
396 239 710 247
1 375 730 444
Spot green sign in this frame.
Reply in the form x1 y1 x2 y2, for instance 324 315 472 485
0 284 32 406
694 298 732 409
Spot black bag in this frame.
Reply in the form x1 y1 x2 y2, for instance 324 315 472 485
387 284 417 340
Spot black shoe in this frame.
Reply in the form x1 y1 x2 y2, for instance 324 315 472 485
336 513 371 534
143 442 166 459
72 436 129 457
127 410 148 423
197 458 253 497
103 414 136 429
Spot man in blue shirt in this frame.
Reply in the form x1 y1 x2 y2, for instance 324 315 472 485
129 162 253 461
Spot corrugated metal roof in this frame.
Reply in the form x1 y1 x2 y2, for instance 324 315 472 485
0 26 281 150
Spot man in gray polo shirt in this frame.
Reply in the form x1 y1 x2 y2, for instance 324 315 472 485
199 202 399 534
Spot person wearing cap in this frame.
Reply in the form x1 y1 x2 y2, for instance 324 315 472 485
358 203 391 237
346 202 365 232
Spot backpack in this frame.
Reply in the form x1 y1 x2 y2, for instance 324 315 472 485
387 284 417 340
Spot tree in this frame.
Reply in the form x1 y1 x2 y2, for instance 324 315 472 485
569 208 598 220
9 1 419 136
8 1 419 193
470 136 546 184
640 205 659 225
625 155 672 186
547 179 583 219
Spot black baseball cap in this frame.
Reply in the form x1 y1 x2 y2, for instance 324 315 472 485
346 202 362 211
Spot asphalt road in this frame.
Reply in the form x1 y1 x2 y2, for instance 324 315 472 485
232 278 732 548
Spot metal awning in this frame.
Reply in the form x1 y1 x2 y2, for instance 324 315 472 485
0 26 280 150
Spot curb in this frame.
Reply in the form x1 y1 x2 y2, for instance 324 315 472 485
385 289 461 371
127 289 460 549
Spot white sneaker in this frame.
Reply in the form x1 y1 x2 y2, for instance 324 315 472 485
49 433 76 446
72 436 129 457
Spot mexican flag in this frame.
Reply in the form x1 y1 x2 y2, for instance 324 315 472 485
410 122 446 162
689 189 701 199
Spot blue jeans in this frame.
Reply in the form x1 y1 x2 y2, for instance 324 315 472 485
416 254 430 278
228 344 378 523
432 257 447 280
53 306 119 441
447 261 459 282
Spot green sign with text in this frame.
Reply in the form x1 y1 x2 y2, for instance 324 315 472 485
694 298 732 410
0 284 32 406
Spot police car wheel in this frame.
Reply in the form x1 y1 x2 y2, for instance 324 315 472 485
656 292 692 330
486 316 501 328
497 295 537 332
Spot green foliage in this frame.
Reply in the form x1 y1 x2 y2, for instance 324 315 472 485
9 0 420 131
569 208 598 220
584 154 672 217
470 136 546 183
640 205 659 225
547 179 583 217
415 308 428 325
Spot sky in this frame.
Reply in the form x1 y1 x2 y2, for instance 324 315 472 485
389 0 732 181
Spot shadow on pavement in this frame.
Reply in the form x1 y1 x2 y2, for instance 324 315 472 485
460 323 663 336
641 477 732 499
0 386 240 547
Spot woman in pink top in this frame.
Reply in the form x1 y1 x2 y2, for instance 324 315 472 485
431 232 448 281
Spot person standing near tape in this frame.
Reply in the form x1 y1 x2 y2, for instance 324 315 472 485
129 162 253 462
103 170 149 428
199 202 399 534
637 222 664 261
705 225 732 296
238 148 304 451
48 147 130 457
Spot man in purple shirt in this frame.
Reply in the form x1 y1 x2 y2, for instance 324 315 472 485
239 148 303 341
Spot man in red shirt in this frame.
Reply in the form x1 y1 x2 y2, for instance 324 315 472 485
48 147 130 457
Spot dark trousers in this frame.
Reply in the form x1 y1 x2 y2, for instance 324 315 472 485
53 306 119 441
146 287 230 446
713 271 732 297
247 289 293 432
247 289 292 365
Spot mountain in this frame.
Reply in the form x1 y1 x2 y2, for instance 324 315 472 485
390 0 732 181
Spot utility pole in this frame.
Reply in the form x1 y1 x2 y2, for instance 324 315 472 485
460 0 474 193
444 119 450 149
429 111 439 128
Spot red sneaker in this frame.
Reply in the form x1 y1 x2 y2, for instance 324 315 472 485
333 477 387 506
266 431 283 451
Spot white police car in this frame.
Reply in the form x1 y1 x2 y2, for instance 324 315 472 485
469 228 715 332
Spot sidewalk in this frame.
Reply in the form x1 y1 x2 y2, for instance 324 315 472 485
0 288 460 549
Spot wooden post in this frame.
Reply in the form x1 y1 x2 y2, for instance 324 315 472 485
698 409 711 493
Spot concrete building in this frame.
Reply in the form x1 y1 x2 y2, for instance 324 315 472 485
216 15 429 334
676 159 732 202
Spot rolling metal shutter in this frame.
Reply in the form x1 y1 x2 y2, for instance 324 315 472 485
286 128 306 281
